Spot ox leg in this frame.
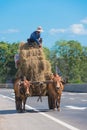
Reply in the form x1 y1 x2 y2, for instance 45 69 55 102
15 96 22 113
15 96 20 111
53 97 56 110
19 98 22 112
48 95 54 110
56 96 61 111
22 97 27 112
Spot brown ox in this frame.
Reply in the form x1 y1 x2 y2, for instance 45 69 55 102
47 74 64 111
13 76 31 112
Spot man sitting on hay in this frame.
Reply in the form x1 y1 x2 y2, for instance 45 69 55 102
27 26 44 48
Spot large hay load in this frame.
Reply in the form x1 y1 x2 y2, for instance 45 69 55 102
15 42 52 96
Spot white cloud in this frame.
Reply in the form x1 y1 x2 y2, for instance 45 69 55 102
49 28 66 35
0 29 20 34
49 18 87 36
70 24 87 35
80 17 87 24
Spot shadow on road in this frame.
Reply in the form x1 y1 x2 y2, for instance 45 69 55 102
26 108 50 113
0 109 49 115
0 110 16 115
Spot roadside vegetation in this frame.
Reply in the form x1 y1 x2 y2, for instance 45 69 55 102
0 40 87 83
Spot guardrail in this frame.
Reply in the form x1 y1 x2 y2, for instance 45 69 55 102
64 83 87 93
0 83 87 93
0 83 13 88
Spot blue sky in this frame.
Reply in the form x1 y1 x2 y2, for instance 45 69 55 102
0 0 87 49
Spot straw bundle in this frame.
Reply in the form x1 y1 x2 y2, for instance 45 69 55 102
16 43 52 82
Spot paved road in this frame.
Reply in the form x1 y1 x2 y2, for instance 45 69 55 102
0 88 87 130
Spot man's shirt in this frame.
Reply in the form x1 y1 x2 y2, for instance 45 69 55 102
30 31 40 45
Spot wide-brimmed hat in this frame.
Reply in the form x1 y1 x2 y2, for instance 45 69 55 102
36 26 43 32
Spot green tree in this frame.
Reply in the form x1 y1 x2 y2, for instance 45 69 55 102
0 41 19 82
80 46 87 82
50 40 87 83
43 47 51 60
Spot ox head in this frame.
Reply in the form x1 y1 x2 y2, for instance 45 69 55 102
19 76 31 96
52 74 63 90
52 74 64 91
53 77 60 89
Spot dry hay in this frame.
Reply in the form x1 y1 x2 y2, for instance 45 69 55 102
16 43 52 82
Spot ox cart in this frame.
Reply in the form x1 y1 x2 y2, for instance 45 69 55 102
13 76 64 113
13 43 64 112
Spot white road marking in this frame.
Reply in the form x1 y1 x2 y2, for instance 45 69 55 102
68 93 87 95
81 99 87 102
0 94 14 101
11 92 15 96
65 105 87 110
68 93 76 95
0 94 80 130
26 105 80 130
69 98 75 100
77 93 87 95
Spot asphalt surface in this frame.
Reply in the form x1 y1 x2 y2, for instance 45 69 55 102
0 88 87 130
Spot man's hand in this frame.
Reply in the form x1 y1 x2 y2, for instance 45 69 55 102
39 44 42 48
